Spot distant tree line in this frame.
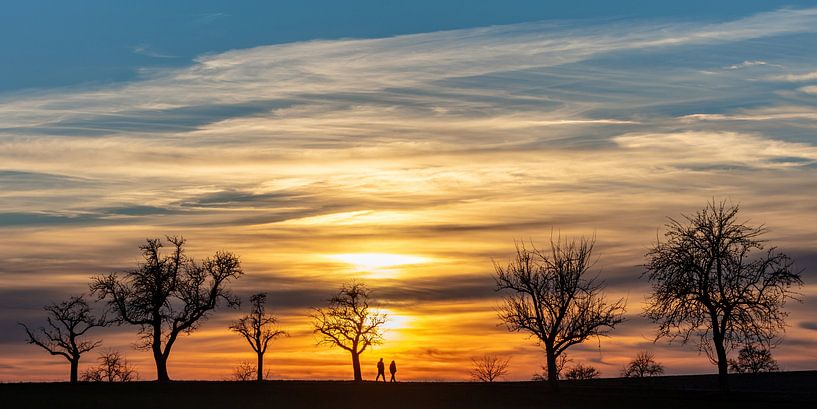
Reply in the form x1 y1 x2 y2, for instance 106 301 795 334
19 200 802 391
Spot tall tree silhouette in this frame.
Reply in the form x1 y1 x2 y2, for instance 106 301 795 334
311 282 387 381
229 292 287 382
91 236 243 382
495 236 625 390
643 200 802 391
19 295 108 383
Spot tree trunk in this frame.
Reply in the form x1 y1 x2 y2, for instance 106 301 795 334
351 352 362 381
69 358 79 383
546 346 559 391
257 352 264 382
154 349 170 382
714 336 729 392
152 322 171 382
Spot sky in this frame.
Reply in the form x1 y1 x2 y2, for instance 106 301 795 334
2 1 817 382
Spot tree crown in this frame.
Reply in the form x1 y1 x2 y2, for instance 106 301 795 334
312 282 388 354
495 236 625 356
643 200 802 358
91 236 243 350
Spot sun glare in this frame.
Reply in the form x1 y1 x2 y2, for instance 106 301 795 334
328 253 430 272
380 309 412 342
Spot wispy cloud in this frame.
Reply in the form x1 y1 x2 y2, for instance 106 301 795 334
724 60 773 70
2 7 817 381
132 44 179 59
768 70 817 82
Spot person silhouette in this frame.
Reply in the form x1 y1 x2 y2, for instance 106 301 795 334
389 360 397 382
376 358 386 382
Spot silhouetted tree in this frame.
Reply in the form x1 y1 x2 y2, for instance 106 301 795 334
495 236 625 390
729 344 779 374
532 354 570 381
311 282 388 381
643 201 802 390
18 295 108 383
563 363 600 380
91 236 243 382
229 292 287 382
470 354 510 382
81 350 138 382
622 351 664 377
231 361 257 381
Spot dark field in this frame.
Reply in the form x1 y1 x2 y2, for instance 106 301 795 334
3 371 816 409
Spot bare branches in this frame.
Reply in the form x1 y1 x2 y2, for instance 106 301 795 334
90 236 243 382
563 363 600 380
230 293 287 354
622 351 664 377
229 292 287 381
470 354 510 382
81 351 138 382
18 295 108 383
495 236 625 389
729 344 779 374
311 282 388 381
231 361 257 382
643 200 802 389
312 282 387 353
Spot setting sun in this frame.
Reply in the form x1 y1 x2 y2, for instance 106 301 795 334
328 253 431 274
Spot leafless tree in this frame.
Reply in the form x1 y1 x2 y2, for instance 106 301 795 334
495 236 625 390
18 295 108 383
81 350 138 382
470 354 510 382
643 201 802 390
231 361 257 381
729 344 779 374
622 351 664 377
229 361 273 381
563 363 600 380
91 236 243 382
229 292 287 382
311 282 388 381
532 354 570 381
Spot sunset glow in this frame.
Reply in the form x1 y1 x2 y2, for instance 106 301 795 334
2 2 817 385
328 253 431 275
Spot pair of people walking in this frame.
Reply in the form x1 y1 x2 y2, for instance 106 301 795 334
375 358 397 382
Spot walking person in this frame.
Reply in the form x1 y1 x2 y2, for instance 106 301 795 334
376 358 386 382
389 360 397 382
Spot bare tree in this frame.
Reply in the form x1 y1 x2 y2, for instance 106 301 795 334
18 295 108 383
229 292 287 382
532 354 570 381
81 350 138 382
622 351 664 378
729 344 779 374
495 236 625 390
311 282 388 381
470 354 510 382
91 236 243 382
643 201 802 390
563 363 600 380
231 361 257 381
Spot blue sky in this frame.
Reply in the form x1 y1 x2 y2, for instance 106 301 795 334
2 0 814 92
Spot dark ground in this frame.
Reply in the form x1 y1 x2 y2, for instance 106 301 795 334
2 371 816 409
